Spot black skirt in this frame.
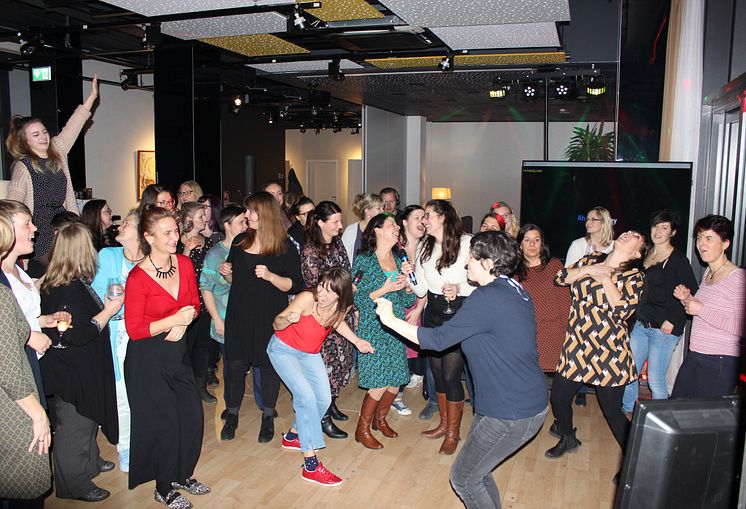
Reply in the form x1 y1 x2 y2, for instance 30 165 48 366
124 333 203 490
422 292 466 356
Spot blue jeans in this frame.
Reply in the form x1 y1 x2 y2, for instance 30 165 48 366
622 321 681 413
267 335 330 452
450 408 548 508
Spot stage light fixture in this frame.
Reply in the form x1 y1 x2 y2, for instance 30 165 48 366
437 53 454 72
292 6 307 30
586 75 606 96
233 95 243 107
522 82 538 99
489 83 508 99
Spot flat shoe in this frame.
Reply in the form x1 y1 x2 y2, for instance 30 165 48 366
172 478 211 495
99 460 115 472
76 487 110 502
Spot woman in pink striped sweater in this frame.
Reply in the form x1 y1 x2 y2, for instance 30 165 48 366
671 214 745 398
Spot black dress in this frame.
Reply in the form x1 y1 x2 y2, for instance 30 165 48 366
21 159 67 259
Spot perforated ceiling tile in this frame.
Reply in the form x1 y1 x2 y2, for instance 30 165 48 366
305 0 384 22
201 34 309 57
252 59 363 73
455 52 566 65
162 13 287 39
103 0 290 17
378 0 569 27
365 56 444 69
431 23 559 50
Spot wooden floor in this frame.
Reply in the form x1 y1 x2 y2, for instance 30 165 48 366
48 375 625 509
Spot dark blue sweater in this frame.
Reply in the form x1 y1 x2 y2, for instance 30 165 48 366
418 275 548 420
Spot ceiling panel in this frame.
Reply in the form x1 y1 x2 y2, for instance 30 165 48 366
431 23 559 50
162 13 287 39
305 0 384 22
201 34 309 57
102 0 290 17
379 0 570 27
252 59 363 73
366 51 566 69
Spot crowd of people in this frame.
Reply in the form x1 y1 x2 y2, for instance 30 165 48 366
0 84 743 508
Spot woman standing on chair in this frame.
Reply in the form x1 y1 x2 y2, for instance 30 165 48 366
124 207 209 509
221 192 303 443
411 200 474 455
352 213 415 450
6 75 98 258
300 201 354 439
268 267 373 486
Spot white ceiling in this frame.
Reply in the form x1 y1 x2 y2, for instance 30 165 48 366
252 59 364 73
161 13 287 39
102 0 292 17
431 23 560 50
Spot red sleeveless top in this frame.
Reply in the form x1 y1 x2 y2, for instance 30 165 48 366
275 313 332 354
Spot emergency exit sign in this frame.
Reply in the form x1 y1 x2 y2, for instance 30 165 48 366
31 66 51 82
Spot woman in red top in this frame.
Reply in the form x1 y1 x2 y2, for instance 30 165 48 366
267 267 373 487
124 207 210 509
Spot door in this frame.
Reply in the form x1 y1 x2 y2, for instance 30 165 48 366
307 160 339 204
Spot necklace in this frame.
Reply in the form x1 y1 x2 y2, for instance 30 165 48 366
707 260 728 281
149 254 176 279
123 249 145 264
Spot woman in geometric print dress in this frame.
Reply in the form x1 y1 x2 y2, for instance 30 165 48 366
546 230 648 466
300 201 355 439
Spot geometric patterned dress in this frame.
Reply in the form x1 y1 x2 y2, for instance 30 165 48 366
554 253 644 387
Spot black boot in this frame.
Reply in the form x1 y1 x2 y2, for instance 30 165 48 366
548 419 560 438
545 430 582 459
321 414 348 439
328 398 348 421
221 413 238 440
206 368 219 388
196 378 217 403
258 413 275 443
574 392 587 407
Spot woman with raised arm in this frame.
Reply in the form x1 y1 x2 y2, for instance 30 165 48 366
671 214 745 398
375 231 548 509
221 192 303 443
124 207 209 509
269 267 373 486
6 75 98 258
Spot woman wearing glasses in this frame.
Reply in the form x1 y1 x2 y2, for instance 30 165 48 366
565 206 614 267
139 184 175 213
490 201 519 238
288 196 315 247
176 181 203 210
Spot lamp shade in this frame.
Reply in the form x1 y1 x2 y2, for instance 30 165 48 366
431 187 452 200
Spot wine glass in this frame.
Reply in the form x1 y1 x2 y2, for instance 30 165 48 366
442 282 455 315
107 277 125 320
53 304 69 349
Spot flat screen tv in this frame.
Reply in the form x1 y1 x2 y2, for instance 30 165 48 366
614 397 743 509
520 161 693 262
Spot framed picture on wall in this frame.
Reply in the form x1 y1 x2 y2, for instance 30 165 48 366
136 150 156 200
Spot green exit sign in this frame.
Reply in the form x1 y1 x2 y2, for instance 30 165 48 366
31 66 52 82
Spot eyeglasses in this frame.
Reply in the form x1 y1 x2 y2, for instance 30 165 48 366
586 217 602 223
177 190 194 197
298 209 315 216
498 212 513 219
157 200 175 207
423 212 441 219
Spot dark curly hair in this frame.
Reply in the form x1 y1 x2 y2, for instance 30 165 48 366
359 213 397 256
469 231 521 277
693 214 733 253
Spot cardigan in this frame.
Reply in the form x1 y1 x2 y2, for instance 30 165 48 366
7 104 91 215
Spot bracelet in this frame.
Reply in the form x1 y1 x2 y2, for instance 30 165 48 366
90 318 102 333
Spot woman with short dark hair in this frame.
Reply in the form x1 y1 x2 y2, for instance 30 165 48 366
376 231 548 508
671 214 744 398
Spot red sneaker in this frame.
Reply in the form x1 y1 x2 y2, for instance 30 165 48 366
281 434 301 451
301 463 343 487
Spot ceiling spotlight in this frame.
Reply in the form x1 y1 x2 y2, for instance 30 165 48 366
437 54 454 72
292 6 307 30
521 81 540 100
488 83 508 99
300 127 306 134
233 95 243 107
554 82 569 97
311 107 318 116
20 40 40 56
586 75 606 96
267 113 274 124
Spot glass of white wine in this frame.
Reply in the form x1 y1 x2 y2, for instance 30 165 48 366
107 277 125 320
53 304 69 349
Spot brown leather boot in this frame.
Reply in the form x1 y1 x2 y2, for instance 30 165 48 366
439 400 464 455
372 390 398 438
355 393 383 449
422 392 447 439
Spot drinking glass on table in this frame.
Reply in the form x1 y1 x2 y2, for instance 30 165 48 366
53 304 70 349
107 277 125 320
442 281 455 315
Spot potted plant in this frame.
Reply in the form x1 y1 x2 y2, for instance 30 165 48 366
564 122 615 161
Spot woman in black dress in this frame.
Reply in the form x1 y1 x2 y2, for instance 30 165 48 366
39 222 121 502
221 192 303 442
300 201 353 438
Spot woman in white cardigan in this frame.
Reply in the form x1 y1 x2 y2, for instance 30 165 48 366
341 193 383 264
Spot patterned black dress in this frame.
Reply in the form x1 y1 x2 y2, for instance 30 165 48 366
21 159 67 259
554 253 644 387
300 238 355 398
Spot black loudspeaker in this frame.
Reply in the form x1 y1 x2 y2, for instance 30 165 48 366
244 155 254 196
615 397 743 509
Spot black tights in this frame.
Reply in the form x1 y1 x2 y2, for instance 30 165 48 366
550 375 629 450
186 313 211 382
429 348 466 402
224 361 280 412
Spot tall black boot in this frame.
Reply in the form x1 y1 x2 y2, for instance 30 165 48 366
545 430 582 459
328 397 348 421
195 377 217 403
321 412 348 439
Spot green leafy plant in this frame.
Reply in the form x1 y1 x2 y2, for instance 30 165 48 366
564 122 615 161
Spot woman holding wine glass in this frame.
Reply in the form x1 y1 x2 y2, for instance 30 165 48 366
91 208 143 472
39 222 121 502
411 200 474 455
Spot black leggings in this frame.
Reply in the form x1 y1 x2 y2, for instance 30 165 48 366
224 360 280 412
424 292 466 402
186 313 211 382
550 375 629 450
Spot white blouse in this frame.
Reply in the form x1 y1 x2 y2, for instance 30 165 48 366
412 234 475 298
564 237 613 267
5 267 42 332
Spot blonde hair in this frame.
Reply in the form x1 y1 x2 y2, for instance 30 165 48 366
177 180 204 208
0 209 14 257
41 223 98 292
238 192 288 256
0 200 32 257
6 116 63 171
585 206 614 248
351 193 383 221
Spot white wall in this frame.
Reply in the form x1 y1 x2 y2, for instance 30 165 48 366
364 106 407 198
82 60 154 217
285 128 362 222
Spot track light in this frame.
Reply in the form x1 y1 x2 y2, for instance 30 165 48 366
292 6 307 30
522 83 537 98
489 83 508 99
437 53 454 72
586 75 606 96
233 95 243 107
267 113 274 124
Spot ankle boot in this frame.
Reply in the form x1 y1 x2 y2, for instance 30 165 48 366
258 413 275 443
329 397 348 421
439 400 463 455
195 378 217 403
206 368 219 388
545 430 582 459
372 391 398 438
355 393 383 449
321 413 348 439
422 392 447 439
